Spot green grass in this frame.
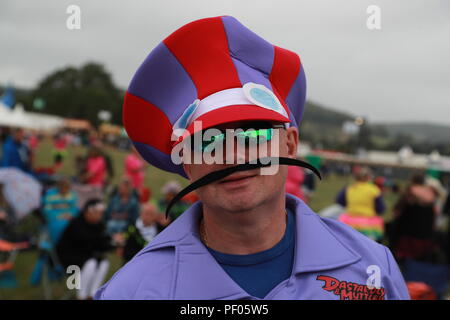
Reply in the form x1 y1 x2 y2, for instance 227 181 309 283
32 137 189 200
1 137 404 299
0 251 123 300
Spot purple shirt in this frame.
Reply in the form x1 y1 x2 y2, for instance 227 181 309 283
95 194 410 300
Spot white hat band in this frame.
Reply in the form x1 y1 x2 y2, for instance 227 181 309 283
172 83 289 135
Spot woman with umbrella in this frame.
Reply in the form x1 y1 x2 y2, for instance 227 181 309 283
0 167 42 222
0 183 15 240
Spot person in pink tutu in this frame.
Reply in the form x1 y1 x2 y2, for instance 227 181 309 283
336 166 386 242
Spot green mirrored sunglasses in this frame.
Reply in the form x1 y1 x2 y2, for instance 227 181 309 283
190 125 284 153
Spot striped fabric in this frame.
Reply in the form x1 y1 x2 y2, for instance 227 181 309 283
339 213 384 241
123 16 306 177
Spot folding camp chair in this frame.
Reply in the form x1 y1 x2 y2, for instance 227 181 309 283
29 229 75 300
0 239 29 297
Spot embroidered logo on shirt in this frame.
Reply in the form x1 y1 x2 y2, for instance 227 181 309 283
316 275 385 300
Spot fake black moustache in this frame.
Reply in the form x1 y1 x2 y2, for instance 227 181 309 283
165 157 322 218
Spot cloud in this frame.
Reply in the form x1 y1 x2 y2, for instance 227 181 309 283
1 0 449 124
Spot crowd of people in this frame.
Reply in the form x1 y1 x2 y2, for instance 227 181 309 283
326 165 450 268
328 165 450 299
1 125 450 299
0 126 197 299
285 159 450 299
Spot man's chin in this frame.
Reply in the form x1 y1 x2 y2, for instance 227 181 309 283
215 193 263 212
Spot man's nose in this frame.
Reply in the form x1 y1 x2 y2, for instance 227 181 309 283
224 136 248 164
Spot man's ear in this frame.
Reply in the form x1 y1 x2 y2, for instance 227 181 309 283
182 163 193 180
285 127 299 159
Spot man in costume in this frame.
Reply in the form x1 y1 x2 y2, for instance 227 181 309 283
96 16 409 300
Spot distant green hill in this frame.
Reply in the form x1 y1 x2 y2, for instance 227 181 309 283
301 100 354 126
299 100 355 148
372 122 450 144
2 85 449 151
301 101 450 147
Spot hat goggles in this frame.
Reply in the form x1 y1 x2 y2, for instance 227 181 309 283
190 123 285 153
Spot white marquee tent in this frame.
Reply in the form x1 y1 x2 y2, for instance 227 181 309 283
0 102 64 131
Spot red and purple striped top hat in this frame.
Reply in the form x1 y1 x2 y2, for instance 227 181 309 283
123 16 306 178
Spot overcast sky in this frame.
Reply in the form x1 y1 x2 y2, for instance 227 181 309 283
1 0 449 125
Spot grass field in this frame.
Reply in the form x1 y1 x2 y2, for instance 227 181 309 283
0 137 403 299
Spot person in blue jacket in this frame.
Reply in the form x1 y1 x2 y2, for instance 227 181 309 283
95 16 409 300
42 177 79 244
0 128 32 173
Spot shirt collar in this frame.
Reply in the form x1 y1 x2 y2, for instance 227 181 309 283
140 194 361 299
287 195 361 274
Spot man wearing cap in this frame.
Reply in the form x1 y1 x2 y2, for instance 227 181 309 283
95 16 409 300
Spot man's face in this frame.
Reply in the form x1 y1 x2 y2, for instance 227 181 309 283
183 121 298 213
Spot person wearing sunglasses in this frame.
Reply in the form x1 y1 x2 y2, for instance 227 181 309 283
184 121 284 159
95 16 409 300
